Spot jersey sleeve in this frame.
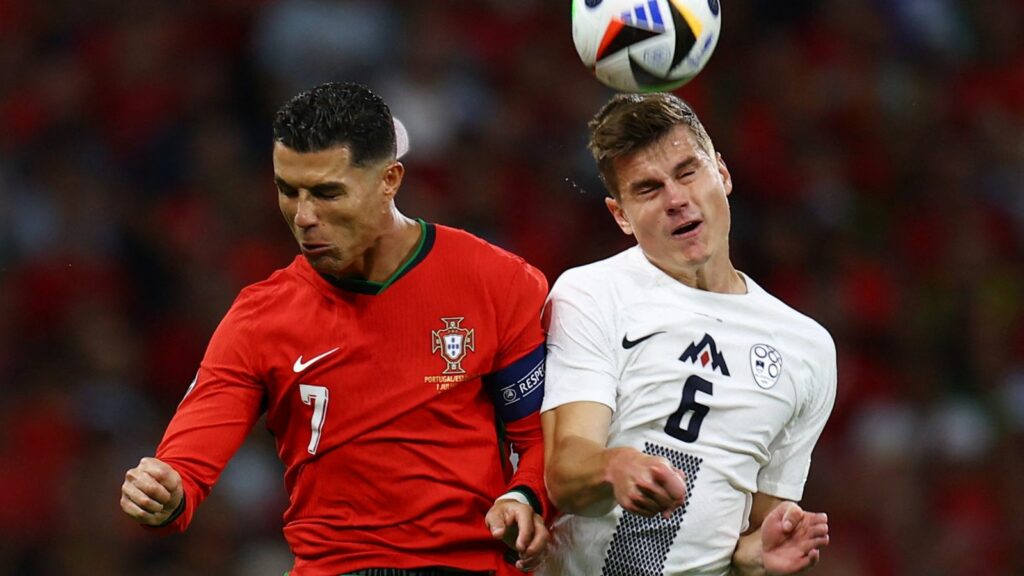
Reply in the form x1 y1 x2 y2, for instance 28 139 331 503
151 297 266 533
486 259 551 518
541 272 619 413
493 259 548 369
756 333 837 501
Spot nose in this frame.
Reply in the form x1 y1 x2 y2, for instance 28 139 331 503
294 195 318 229
663 182 691 215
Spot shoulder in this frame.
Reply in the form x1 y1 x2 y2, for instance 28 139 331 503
432 224 528 265
744 274 837 369
432 223 547 291
227 257 308 321
550 248 638 302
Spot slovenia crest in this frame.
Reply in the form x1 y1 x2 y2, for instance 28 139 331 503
750 343 783 389
432 317 476 375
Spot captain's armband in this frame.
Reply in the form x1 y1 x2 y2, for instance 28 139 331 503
484 344 545 422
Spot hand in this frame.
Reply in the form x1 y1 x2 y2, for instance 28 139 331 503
606 449 687 518
120 457 184 526
485 498 549 572
761 502 829 575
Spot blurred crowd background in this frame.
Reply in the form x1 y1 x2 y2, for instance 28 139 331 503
1 0 1022 574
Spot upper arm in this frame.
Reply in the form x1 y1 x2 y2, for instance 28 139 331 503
153 300 265 530
757 335 837 500
540 399 610 475
494 258 548 367
542 400 614 464
540 273 618 413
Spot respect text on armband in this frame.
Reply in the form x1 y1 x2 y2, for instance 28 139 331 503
499 360 544 406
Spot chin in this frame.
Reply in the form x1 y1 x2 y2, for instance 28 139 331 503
677 251 712 269
304 254 334 274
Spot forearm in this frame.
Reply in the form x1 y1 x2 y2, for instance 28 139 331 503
730 528 766 576
503 413 550 517
546 434 630 516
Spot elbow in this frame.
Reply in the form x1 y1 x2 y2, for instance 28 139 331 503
545 466 587 515
545 468 614 518
544 468 571 513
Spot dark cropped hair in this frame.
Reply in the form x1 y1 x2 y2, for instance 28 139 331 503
588 92 714 198
273 82 396 167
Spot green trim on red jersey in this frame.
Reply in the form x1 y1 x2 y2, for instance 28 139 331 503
330 220 436 295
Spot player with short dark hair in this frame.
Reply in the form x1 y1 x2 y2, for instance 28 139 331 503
540 92 835 576
121 81 550 576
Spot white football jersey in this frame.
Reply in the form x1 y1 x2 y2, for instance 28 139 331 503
540 247 837 576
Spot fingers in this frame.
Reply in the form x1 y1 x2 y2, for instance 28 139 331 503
137 457 181 492
510 507 535 552
121 457 183 526
485 504 510 541
121 476 170 515
486 500 533 551
807 548 821 567
486 501 549 573
650 463 687 518
633 484 677 518
779 501 804 532
623 460 687 518
803 518 830 553
515 515 549 572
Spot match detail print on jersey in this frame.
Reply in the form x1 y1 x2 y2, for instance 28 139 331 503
601 442 703 576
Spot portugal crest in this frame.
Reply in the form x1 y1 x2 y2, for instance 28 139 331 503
431 317 476 375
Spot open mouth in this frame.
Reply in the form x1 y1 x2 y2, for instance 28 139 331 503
672 221 701 236
301 243 332 255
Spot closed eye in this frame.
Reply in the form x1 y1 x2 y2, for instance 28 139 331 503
636 184 662 196
310 183 345 199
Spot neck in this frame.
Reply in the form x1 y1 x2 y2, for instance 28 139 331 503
331 210 421 284
367 211 422 283
651 255 746 294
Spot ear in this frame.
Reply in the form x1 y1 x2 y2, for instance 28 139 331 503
605 196 634 236
716 152 732 197
381 161 405 199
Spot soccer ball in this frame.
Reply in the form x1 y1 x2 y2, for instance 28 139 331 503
571 0 721 92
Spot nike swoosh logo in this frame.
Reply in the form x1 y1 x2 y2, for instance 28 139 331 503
293 347 340 373
622 331 665 349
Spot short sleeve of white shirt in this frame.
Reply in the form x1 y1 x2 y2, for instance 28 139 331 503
756 332 837 500
541 271 618 413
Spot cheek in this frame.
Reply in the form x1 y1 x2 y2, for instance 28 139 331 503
636 204 663 230
708 195 731 237
278 201 295 224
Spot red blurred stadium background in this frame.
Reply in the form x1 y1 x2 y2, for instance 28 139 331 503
1 1 1022 574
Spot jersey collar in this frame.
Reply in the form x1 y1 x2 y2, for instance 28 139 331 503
323 219 436 295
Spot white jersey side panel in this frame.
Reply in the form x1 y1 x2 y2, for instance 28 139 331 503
541 247 837 576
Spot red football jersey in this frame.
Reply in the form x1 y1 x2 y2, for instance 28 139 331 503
155 223 549 576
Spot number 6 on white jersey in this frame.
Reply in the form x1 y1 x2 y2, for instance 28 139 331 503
299 384 328 454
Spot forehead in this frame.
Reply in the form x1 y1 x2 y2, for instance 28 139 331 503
272 142 358 185
613 125 706 182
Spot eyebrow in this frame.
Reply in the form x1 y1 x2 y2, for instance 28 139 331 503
626 155 700 194
309 182 344 194
273 177 345 194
